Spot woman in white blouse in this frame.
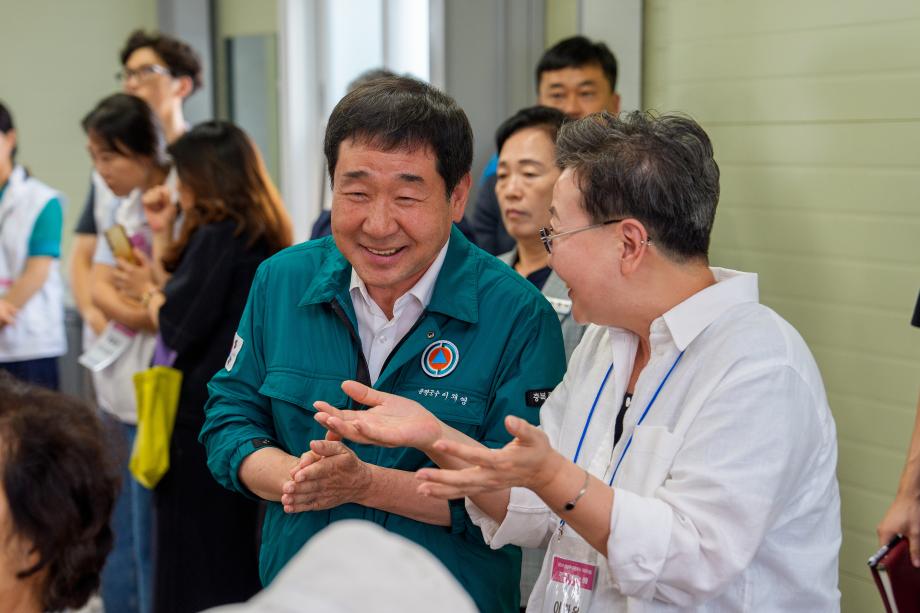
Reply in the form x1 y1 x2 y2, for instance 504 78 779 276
310 112 841 612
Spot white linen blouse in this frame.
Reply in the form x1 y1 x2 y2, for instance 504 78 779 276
468 268 841 612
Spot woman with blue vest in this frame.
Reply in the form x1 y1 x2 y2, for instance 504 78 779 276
0 102 66 390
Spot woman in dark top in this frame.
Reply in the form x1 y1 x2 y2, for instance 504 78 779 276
126 121 293 613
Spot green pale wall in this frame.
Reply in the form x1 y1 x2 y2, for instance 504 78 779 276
545 0 579 47
0 0 158 271
644 1 920 611
217 0 278 36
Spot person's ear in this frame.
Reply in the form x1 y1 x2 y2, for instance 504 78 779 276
173 75 194 100
12 535 39 573
448 173 472 222
618 218 650 274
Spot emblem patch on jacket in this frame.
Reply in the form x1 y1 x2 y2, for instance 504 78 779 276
421 340 459 378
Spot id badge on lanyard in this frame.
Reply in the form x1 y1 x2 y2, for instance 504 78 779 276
540 364 613 613
542 534 598 613
78 321 137 372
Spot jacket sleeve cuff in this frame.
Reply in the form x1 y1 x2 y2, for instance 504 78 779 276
229 437 279 501
466 487 555 549
448 498 468 534
606 487 674 599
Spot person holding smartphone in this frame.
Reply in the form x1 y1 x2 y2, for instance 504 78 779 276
117 121 293 612
70 30 202 345
82 92 170 613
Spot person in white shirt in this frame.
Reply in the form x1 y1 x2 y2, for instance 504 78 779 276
0 102 66 389
311 111 842 612
82 92 170 613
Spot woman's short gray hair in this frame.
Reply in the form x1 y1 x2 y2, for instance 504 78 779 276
555 111 720 262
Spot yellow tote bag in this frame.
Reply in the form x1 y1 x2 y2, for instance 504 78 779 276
130 366 183 489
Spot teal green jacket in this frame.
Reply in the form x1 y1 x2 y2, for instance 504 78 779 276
201 227 566 612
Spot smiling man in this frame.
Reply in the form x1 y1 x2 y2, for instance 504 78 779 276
200 76 566 612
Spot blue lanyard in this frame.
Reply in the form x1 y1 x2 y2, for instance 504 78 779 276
557 350 684 536
570 351 684 471
558 363 613 536
571 363 614 465
607 350 684 486
572 351 684 466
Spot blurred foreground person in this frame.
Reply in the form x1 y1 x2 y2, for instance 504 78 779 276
205 521 477 613
0 371 118 612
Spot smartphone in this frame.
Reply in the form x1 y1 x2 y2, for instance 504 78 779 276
103 224 137 264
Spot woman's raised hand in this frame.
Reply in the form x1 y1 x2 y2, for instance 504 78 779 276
415 415 560 499
313 380 445 451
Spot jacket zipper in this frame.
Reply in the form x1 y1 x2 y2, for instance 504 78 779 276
329 300 372 407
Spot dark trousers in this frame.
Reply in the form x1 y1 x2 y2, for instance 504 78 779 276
0 357 59 390
153 416 262 613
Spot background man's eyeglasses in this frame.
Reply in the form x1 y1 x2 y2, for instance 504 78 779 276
115 64 171 83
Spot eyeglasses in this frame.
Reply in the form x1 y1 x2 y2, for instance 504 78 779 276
539 219 624 254
115 64 171 83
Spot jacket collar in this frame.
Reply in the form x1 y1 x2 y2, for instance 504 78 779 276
298 225 480 324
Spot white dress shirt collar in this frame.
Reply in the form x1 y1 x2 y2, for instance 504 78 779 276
652 267 760 352
349 240 449 383
349 239 448 316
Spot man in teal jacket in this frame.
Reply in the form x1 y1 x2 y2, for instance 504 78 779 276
201 76 566 612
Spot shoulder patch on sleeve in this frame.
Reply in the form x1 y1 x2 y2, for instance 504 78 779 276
226 333 244 372
525 389 554 408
